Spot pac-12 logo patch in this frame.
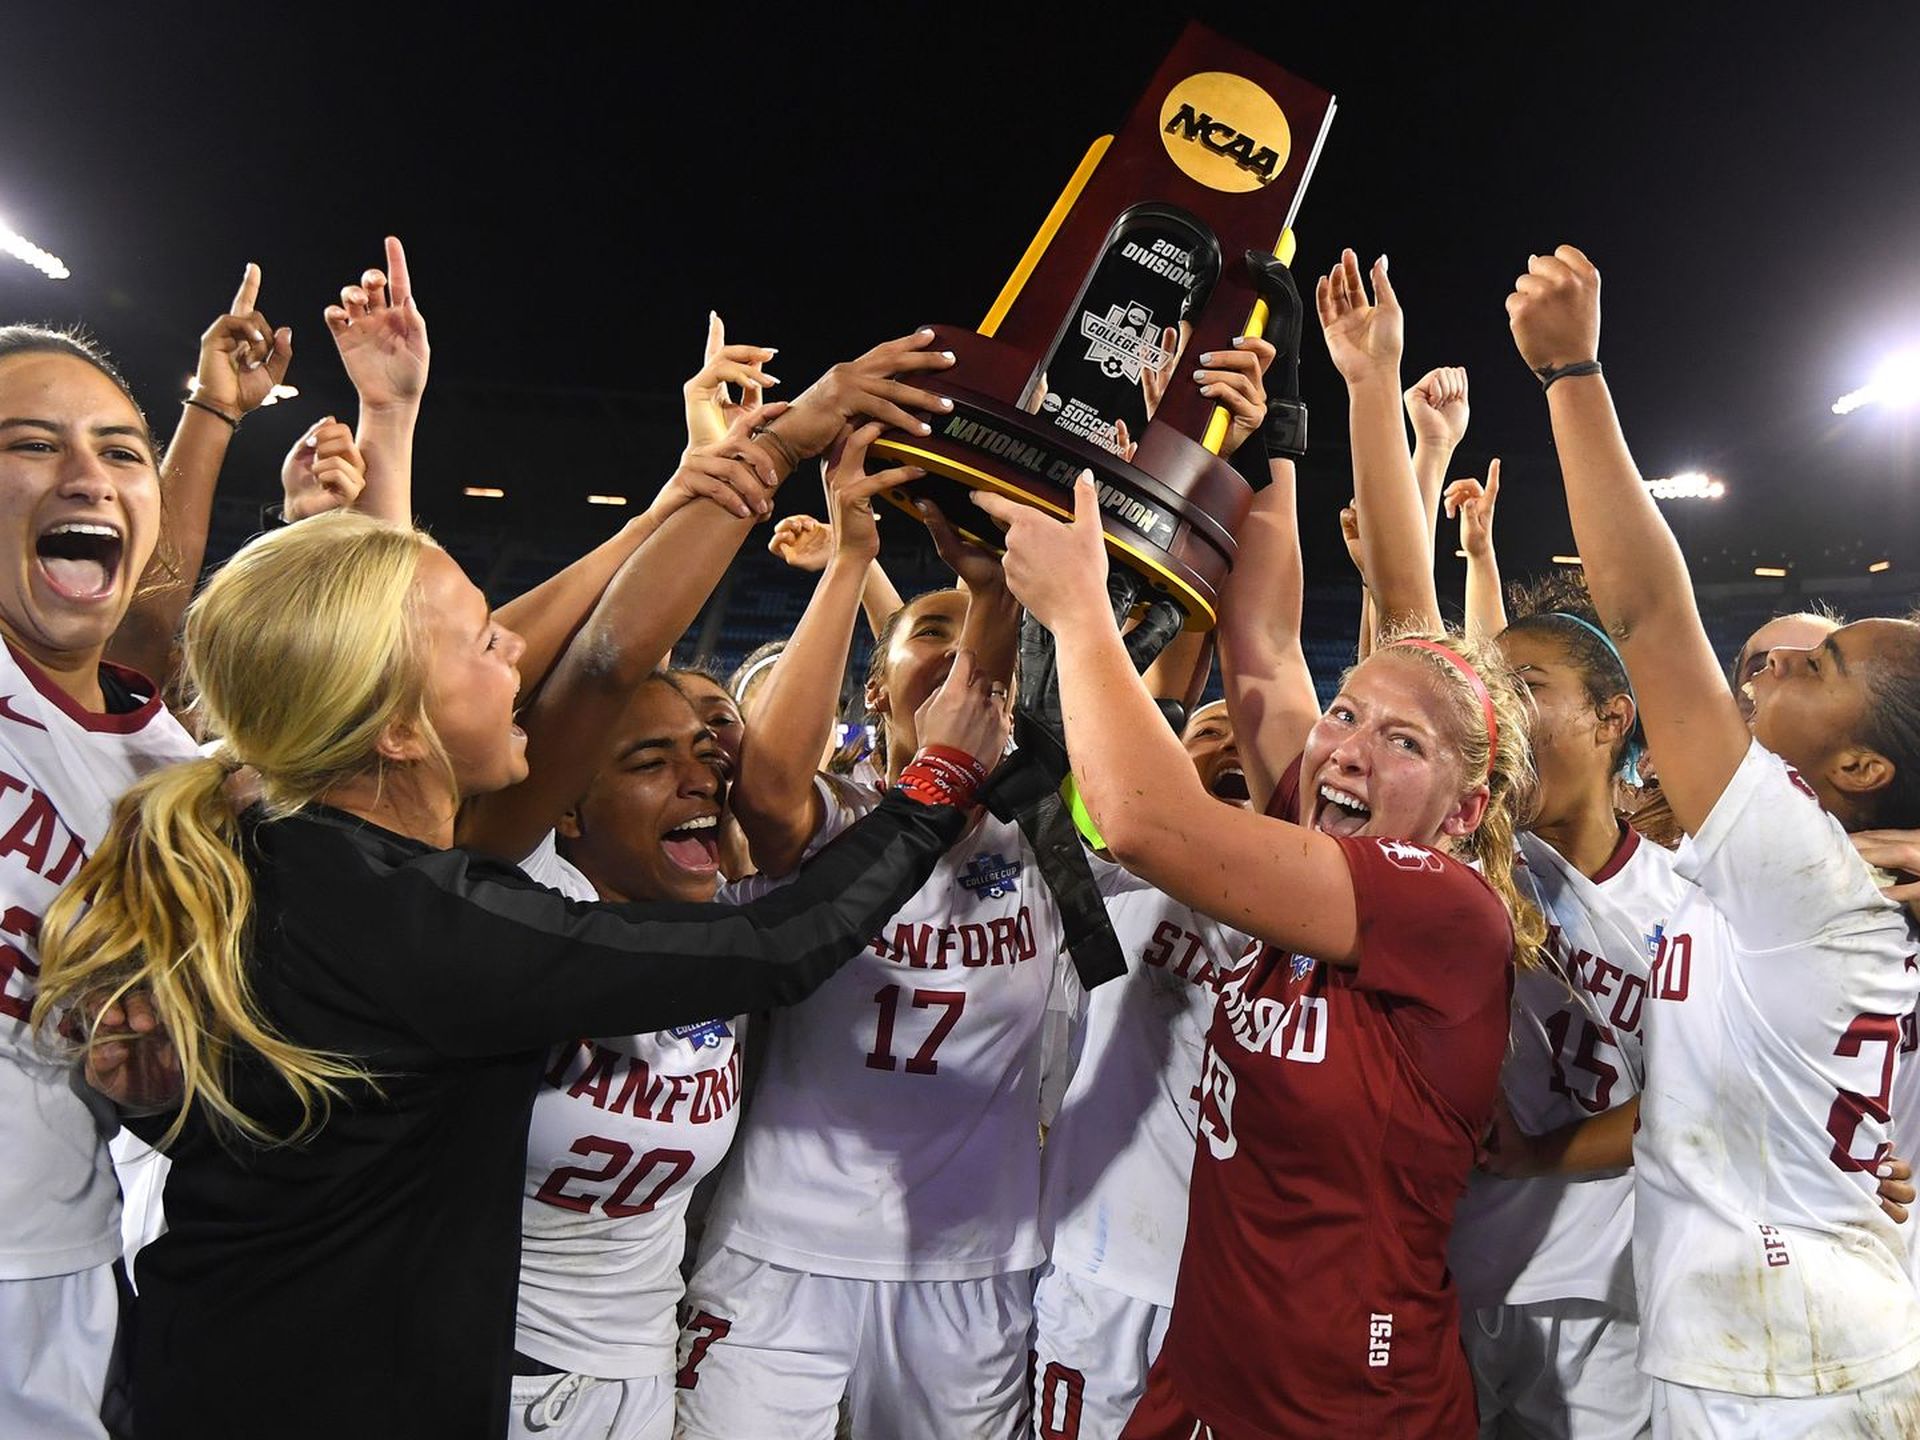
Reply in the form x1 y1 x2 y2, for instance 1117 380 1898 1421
958 852 1019 900
1376 839 1444 873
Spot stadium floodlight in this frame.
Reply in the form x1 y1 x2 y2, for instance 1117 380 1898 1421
0 217 70 280
1833 350 1920 415
1552 554 1582 566
257 383 298 408
586 494 628 506
1644 471 1726 500
1870 560 1892 573
1754 566 1789 578
463 486 505 499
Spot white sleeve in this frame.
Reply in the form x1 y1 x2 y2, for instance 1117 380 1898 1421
1674 739 1899 954
725 773 876 902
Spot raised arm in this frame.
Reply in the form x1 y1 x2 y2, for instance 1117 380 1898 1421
1444 458 1507 639
979 476 1360 961
324 236 428 525
733 425 924 876
1505 247 1745 832
108 263 292 683
1216 459 1322 812
458 408 787 863
1404 365 1470 543
768 513 903 639
1318 250 1441 632
918 501 1017 687
491 321 788 693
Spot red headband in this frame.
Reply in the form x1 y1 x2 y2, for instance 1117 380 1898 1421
1391 639 1498 759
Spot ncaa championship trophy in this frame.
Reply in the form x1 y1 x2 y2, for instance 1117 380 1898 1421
877 23 1336 987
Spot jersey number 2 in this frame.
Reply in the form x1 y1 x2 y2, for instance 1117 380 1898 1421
1827 1012 1900 1173
866 985 966 1075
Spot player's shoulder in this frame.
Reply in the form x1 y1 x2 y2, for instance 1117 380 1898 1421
1344 835 1511 943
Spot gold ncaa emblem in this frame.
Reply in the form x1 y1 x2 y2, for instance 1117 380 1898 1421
1158 72 1291 193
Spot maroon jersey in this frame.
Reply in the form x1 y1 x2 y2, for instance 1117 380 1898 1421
1154 819 1513 1436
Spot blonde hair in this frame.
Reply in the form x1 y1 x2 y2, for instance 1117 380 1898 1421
1350 623 1548 970
33 512 455 1146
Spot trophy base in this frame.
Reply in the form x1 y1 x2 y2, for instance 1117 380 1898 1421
871 327 1251 629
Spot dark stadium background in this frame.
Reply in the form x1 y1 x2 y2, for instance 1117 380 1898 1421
3 6 1916 700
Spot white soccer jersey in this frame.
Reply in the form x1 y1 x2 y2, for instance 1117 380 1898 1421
702 773 1066 1281
0 643 196 1280
1040 859 1251 1307
513 837 746 1379
1451 826 1682 1311
1634 739 1920 1396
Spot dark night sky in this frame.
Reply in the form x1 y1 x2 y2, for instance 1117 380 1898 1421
3 5 1918 595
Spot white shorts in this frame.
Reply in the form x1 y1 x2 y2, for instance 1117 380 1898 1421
1649 1368 1920 1439
1030 1262 1170 1440
1462 1297 1649 1440
0 1266 121 1440
674 1244 1032 1440
506 1370 672 1440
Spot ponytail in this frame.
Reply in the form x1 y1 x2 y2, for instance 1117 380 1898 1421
33 757 366 1147
1365 622 1549 971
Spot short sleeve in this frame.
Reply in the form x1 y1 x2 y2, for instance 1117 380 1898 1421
1339 836 1512 1024
1674 738 1898 954
727 773 877 903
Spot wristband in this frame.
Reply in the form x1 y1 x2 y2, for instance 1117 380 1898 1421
1261 398 1308 460
1533 359 1602 391
896 744 988 810
182 395 241 430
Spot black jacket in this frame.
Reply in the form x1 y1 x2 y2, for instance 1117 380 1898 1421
129 792 964 1439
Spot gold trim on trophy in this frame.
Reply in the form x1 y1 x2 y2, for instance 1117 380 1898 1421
872 437 1218 626
979 136 1115 338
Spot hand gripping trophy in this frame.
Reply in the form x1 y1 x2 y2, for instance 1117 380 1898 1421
877 23 1335 985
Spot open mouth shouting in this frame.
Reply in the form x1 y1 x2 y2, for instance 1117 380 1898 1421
1208 765 1251 807
1313 782 1372 838
35 519 125 602
660 812 722 875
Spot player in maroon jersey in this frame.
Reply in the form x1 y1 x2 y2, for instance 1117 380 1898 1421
978 249 1546 1436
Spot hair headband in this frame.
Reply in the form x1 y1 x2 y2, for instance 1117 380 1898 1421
1391 638 1498 760
1547 612 1645 785
728 651 783 704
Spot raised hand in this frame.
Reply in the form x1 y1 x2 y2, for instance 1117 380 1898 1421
1404 366 1469 449
1315 249 1402 385
767 513 833 573
1194 333 1276 457
1506 245 1601 375
767 329 957 465
280 417 368 522
657 403 788 520
972 472 1110 633
1443 458 1502 559
916 498 1003 593
686 311 779 449
826 422 924 565
324 236 429 413
912 647 1012 769
190 262 294 421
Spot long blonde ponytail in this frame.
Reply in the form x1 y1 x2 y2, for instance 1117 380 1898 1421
33 511 450 1146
